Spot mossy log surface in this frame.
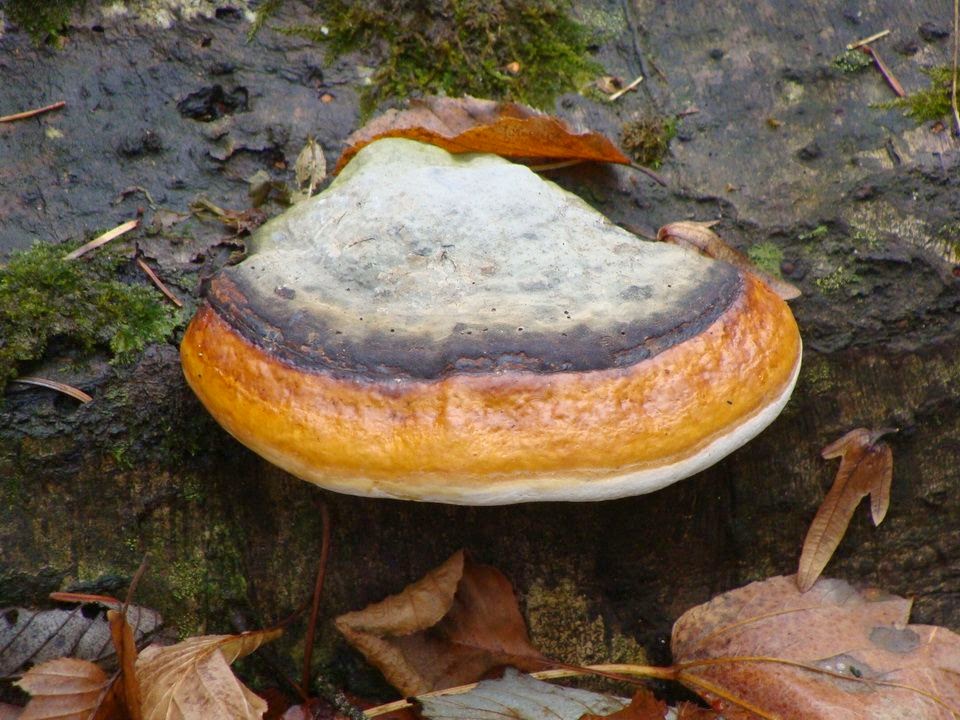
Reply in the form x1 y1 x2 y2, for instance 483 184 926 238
1 0 959 695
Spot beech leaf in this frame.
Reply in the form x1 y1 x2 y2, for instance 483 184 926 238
293 136 327 200
0 703 23 720
136 629 281 720
108 609 143 720
579 689 667 720
797 427 896 592
335 550 547 695
657 222 801 301
1 604 162 678
15 657 122 720
418 668 626 720
672 575 960 720
334 96 630 174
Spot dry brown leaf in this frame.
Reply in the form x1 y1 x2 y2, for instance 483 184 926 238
108 610 143 720
334 96 630 174
293 136 327 200
0 703 24 720
657 222 801 301
674 702 720 720
336 550 547 695
579 689 666 720
136 629 280 720
797 427 896 593
15 657 123 720
672 575 960 720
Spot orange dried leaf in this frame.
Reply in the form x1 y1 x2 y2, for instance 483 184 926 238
797 427 896 592
672 575 960 720
108 609 143 720
15 657 123 720
674 702 720 720
580 689 666 720
334 96 630 174
657 222 801 301
335 550 547 695
136 629 280 720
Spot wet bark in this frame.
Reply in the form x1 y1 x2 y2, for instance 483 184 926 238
1 0 958 693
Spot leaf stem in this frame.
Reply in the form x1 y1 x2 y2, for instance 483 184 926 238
301 501 332 694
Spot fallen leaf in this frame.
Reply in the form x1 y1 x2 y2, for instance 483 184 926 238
136 629 281 720
797 428 896 592
191 198 268 237
657 222 801 301
148 209 190 233
334 96 630 174
108 610 143 720
674 702 720 719
1 604 162 677
294 136 327 199
336 550 547 695
579 688 666 720
418 667 626 720
14 657 123 720
0 703 23 720
672 575 960 719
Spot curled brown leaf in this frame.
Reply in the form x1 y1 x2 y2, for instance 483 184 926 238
15 658 122 720
335 550 547 696
334 97 630 174
797 427 896 593
136 629 280 720
657 222 801 301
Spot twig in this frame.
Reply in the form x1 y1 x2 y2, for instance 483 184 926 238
122 556 150 615
629 162 668 186
301 502 332 694
0 100 66 123
861 45 906 97
136 257 183 307
608 75 644 102
9 376 93 403
364 664 676 718
846 29 890 50
952 0 960 135
114 186 158 209
64 219 140 260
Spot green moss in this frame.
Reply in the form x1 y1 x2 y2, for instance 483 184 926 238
831 49 872 74
814 264 861 293
798 224 828 242
879 66 957 123
0 240 183 393
165 529 248 637
800 356 836 396
747 242 785 278
3 0 85 43
525 579 648 668
247 0 283 40
620 115 677 169
283 0 601 116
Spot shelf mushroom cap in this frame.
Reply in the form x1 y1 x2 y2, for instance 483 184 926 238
181 138 802 505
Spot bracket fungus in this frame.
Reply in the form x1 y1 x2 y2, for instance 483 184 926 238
181 137 801 504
